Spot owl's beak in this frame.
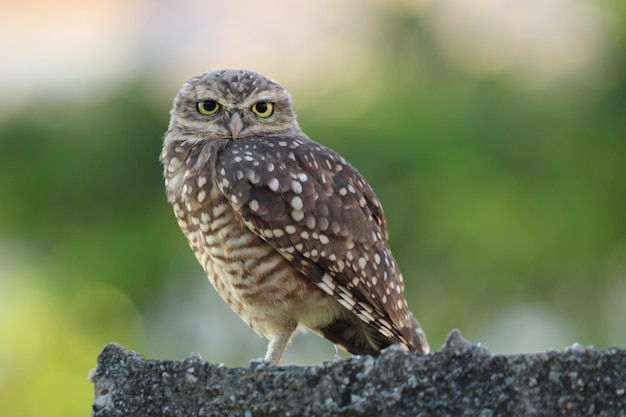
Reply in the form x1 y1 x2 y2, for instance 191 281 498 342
228 111 243 141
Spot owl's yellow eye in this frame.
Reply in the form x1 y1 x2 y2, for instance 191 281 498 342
197 100 220 115
251 102 274 118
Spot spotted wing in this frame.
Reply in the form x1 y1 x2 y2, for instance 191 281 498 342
214 135 426 352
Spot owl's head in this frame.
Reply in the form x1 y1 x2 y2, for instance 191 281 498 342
166 69 300 142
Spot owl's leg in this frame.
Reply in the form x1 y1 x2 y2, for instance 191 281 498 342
264 322 297 365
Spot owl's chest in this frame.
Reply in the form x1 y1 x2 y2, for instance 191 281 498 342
172 174 250 276
171 171 296 305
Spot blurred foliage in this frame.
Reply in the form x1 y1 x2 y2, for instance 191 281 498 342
1 5 626 417
0 84 190 301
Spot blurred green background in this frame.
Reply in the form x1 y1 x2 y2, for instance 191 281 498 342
1 0 625 415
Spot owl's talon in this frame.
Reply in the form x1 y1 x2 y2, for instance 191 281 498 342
248 357 271 368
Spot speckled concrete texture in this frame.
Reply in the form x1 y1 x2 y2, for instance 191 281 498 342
90 330 626 417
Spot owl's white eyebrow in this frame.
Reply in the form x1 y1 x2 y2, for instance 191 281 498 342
254 94 275 102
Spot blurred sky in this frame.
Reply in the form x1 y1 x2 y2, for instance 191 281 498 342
0 0 616 109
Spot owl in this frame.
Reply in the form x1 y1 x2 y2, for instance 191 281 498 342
160 69 429 365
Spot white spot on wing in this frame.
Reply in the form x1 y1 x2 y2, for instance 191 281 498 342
249 199 259 212
321 273 336 293
268 178 280 191
291 210 304 221
290 196 303 210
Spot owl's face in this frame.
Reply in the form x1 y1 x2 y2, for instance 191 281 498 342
167 69 300 142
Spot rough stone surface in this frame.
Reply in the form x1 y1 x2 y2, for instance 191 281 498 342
90 330 626 417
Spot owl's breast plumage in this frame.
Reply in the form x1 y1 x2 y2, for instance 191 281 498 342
160 138 344 339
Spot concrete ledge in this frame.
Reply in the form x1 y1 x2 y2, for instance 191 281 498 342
90 330 626 417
